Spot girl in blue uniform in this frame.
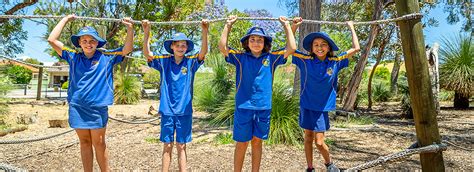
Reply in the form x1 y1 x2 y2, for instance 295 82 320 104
291 18 360 172
141 19 209 172
48 14 134 172
218 15 296 171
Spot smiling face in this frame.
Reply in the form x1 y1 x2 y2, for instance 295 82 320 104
79 35 99 55
171 40 188 57
311 38 331 59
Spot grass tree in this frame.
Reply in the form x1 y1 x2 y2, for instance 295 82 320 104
114 72 141 104
439 34 473 109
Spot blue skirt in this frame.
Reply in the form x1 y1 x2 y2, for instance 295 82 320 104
68 104 109 129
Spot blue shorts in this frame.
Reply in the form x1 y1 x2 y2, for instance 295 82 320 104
299 109 330 132
233 108 271 142
69 104 108 129
160 114 192 144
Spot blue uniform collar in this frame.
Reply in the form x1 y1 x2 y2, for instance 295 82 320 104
81 50 101 60
244 51 269 58
170 55 186 65
312 55 330 63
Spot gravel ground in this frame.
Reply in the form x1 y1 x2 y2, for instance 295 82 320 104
0 100 472 171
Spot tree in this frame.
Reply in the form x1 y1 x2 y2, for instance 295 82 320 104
0 1 38 57
342 0 385 111
4 64 33 84
439 34 473 109
24 58 41 65
291 0 322 96
367 25 395 109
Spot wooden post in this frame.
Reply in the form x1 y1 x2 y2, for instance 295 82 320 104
36 66 43 100
395 0 445 171
293 0 321 96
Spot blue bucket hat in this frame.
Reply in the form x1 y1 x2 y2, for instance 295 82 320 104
240 27 272 44
70 26 107 48
302 32 339 52
164 33 194 54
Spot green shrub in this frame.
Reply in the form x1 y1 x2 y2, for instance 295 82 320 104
214 133 234 145
195 53 233 113
374 66 390 80
114 73 141 104
373 81 391 102
61 81 69 89
439 90 455 101
4 64 32 84
143 69 160 89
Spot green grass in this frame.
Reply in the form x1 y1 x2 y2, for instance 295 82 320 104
333 115 375 128
213 133 234 145
325 138 335 146
0 124 10 130
144 137 160 144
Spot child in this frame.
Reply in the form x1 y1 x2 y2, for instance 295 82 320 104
291 18 360 172
218 15 296 171
141 19 208 172
47 14 134 171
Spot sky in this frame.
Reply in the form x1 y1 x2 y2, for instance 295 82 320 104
10 0 466 65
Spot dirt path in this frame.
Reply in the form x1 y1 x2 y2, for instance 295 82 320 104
0 100 472 170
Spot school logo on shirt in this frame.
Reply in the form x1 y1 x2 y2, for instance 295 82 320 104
92 60 99 66
181 66 188 74
327 67 333 76
262 58 270 67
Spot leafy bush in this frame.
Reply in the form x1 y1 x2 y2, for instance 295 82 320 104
374 66 390 80
373 81 391 102
214 133 234 145
61 81 69 89
114 72 141 104
4 64 32 84
195 53 233 113
143 69 160 89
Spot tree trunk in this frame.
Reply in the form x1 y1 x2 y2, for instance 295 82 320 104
343 0 383 111
0 0 38 23
395 0 445 171
293 0 321 96
390 53 401 95
426 43 440 112
367 56 381 109
453 92 470 109
368 26 394 109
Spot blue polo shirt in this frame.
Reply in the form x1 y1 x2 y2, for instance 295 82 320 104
292 50 349 111
148 53 203 116
226 48 287 110
61 47 124 107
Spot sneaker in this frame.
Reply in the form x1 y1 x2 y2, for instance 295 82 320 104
306 167 315 172
326 162 340 172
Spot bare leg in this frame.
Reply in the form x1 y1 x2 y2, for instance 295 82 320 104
176 143 187 172
314 132 331 164
162 143 173 172
234 141 249 172
304 129 315 169
250 136 263 172
76 129 93 172
90 128 109 172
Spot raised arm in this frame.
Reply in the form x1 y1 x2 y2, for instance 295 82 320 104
47 14 75 56
280 16 296 58
141 20 154 62
198 19 209 61
291 17 302 35
218 15 237 57
345 21 361 58
121 17 134 56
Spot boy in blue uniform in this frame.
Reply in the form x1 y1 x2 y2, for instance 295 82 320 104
291 18 360 172
141 19 208 172
218 15 296 172
48 14 134 171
